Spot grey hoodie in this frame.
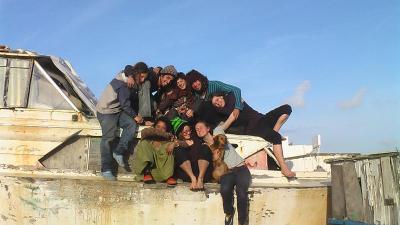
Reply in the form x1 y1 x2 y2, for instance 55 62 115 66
96 72 138 117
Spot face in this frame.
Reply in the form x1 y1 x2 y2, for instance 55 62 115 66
195 122 210 138
155 121 167 133
138 72 148 84
192 80 202 91
180 125 192 140
160 74 174 87
211 96 225 108
176 78 187 90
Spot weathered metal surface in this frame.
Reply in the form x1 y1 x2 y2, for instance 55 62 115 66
327 152 400 225
0 168 330 225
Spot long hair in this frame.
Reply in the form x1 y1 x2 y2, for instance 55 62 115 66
185 69 208 94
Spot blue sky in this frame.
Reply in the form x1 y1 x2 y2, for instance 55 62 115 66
1 0 399 153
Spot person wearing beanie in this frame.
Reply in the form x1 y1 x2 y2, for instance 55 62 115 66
157 72 199 121
132 117 177 185
185 69 243 128
96 62 148 181
170 117 213 190
125 62 149 88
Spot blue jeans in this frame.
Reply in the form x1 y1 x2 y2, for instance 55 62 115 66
97 111 138 172
220 165 252 225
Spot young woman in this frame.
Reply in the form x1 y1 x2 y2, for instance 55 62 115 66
157 73 199 121
211 92 295 178
171 117 213 190
195 121 251 225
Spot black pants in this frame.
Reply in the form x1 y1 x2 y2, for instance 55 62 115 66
173 145 213 182
220 165 252 225
248 104 292 145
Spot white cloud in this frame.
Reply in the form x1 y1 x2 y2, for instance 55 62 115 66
285 80 311 107
338 88 367 109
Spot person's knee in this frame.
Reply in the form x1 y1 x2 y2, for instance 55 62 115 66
125 123 137 136
220 183 233 196
269 131 282 145
281 104 292 115
236 189 248 201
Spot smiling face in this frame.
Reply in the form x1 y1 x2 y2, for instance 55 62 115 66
155 120 167 133
211 96 225 108
176 78 187 90
195 121 210 138
179 125 192 140
160 74 174 87
191 80 202 91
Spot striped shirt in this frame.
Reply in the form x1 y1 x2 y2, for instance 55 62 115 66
206 80 243 110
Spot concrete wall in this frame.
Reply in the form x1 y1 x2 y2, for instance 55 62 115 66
0 170 330 225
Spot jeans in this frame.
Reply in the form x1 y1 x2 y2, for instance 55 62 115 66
220 165 252 225
97 111 138 172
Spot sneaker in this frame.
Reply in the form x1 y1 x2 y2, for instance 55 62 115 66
225 209 235 225
143 174 156 184
112 153 125 167
101 170 116 181
166 177 177 186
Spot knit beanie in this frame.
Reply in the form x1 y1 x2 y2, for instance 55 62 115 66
160 65 177 77
170 117 189 136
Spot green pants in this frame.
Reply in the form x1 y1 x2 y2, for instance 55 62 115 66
133 140 174 182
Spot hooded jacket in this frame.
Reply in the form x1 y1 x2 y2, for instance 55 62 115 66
96 72 138 117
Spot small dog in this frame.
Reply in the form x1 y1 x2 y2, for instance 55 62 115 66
210 134 229 183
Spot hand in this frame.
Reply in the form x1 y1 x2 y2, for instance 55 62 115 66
231 108 240 120
186 109 194 118
134 115 143 124
144 121 154 126
127 76 135 88
166 142 175 155
153 67 161 74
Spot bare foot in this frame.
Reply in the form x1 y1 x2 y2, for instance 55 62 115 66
196 177 204 190
281 167 296 178
190 177 197 190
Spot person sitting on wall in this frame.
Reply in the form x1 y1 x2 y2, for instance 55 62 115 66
210 91 295 178
170 117 213 190
195 121 251 225
96 62 148 181
132 117 177 185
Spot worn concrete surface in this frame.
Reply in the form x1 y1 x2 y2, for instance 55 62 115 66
0 170 330 225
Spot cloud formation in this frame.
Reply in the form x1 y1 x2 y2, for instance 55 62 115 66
285 80 311 107
338 88 367 109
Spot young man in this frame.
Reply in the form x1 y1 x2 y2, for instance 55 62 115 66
96 62 148 180
128 65 177 122
211 92 296 178
132 117 177 185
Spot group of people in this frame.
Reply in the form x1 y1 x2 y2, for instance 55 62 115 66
96 62 295 225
